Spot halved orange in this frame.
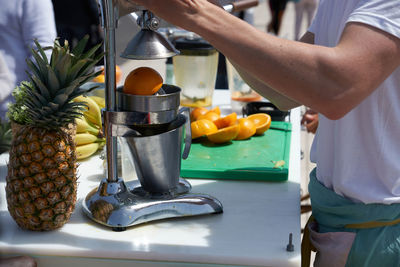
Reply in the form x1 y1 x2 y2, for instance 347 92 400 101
190 107 209 121
191 119 218 139
123 67 163 95
234 118 256 140
209 106 221 116
247 113 271 135
206 124 240 144
197 111 220 122
214 112 237 129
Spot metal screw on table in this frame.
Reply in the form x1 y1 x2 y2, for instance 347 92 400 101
286 233 294 252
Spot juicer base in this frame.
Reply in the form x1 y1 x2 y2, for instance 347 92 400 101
82 178 223 231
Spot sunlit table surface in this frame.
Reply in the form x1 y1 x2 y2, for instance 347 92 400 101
0 90 302 267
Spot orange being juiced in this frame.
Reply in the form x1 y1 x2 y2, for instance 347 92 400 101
123 67 163 95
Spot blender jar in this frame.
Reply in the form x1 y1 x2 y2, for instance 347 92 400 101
173 37 218 107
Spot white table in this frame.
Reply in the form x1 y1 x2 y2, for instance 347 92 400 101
0 90 302 267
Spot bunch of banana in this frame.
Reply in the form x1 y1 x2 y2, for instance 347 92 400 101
73 95 106 160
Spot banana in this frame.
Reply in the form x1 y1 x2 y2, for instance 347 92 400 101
75 133 99 146
89 96 105 109
75 116 100 136
76 142 100 160
73 95 102 127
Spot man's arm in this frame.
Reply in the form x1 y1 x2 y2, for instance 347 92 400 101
228 31 315 111
129 0 400 119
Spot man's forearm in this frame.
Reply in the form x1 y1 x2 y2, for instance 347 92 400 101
230 60 300 111
226 32 316 111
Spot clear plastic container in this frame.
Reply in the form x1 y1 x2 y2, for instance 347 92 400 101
173 37 218 108
226 58 262 113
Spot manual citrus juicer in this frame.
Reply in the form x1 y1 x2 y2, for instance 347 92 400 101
82 0 258 231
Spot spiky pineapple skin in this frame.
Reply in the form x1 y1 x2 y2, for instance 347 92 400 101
6 124 77 231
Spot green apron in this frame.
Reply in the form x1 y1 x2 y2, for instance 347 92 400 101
306 168 400 267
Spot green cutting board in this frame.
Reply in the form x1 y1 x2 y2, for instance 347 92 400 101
181 121 292 182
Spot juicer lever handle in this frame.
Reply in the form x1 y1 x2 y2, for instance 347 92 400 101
179 107 192 159
223 0 259 13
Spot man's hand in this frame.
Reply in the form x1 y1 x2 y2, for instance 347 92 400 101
301 109 319 134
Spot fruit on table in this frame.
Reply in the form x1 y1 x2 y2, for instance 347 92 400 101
123 67 163 95
206 124 240 144
247 113 271 135
190 104 270 143
235 118 256 140
75 133 101 146
190 107 208 121
209 106 221 116
89 95 105 109
6 36 102 231
92 65 122 85
191 119 218 139
75 116 100 136
214 112 237 129
73 95 102 127
190 106 221 122
197 111 220 122
76 142 101 160
73 96 105 160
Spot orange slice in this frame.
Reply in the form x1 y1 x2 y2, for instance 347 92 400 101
209 106 221 116
190 107 209 121
235 118 256 140
206 124 240 144
197 111 220 122
247 113 271 135
214 112 237 129
191 119 218 139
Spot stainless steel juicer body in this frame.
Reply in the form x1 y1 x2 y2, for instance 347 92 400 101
82 0 224 230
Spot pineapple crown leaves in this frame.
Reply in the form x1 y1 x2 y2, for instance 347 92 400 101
8 36 104 129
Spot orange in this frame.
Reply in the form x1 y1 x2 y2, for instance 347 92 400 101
92 65 122 84
123 67 163 95
190 107 209 121
247 113 271 135
206 124 240 144
191 119 218 139
197 111 220 122
209 106 221 116
214 112 237 129
234 118 256 140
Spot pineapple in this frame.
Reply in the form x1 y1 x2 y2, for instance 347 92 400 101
6 37 102 231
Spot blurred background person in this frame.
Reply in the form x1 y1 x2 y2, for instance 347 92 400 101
0 52 13 105
0 0 56 120
52 0 103 64
294 0 318 40
267 0 289 35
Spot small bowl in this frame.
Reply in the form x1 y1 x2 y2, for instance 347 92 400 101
242 102 289 121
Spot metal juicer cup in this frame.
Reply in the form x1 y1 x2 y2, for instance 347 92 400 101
117 84 181 125
122 114 190 194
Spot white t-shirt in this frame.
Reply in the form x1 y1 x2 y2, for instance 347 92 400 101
308 0 400 204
